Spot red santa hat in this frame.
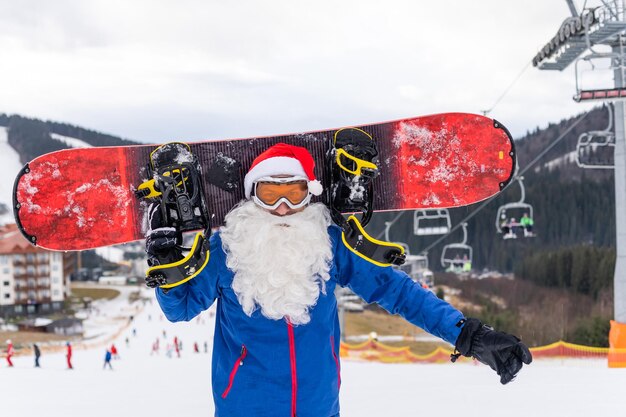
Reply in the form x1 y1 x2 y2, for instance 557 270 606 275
244 143 323 199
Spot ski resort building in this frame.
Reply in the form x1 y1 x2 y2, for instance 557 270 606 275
0 224 75 318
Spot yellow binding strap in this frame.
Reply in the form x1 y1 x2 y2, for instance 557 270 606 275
335 148 379 176
137 179 162 199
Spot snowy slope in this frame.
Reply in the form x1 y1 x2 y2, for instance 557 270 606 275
535 150 578 173
1 288 625 417
0 127 26 225
95 246 126 264
50 133 93 148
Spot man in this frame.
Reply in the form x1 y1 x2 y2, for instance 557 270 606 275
5 339 14 367
103 349 113 370
110 343 119 359
520 212 534 237
66 342 73 370
33 343 41 368
148 143 531 417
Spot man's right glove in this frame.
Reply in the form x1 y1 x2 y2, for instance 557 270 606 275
452 318 532 385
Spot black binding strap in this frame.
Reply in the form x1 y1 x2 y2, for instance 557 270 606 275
145 231 210 290
341 216 406 267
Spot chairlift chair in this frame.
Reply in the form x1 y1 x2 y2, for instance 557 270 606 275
440 223 473 273
576 104 615 169
573 48 626 103
413 209 451 236
495 177 535 237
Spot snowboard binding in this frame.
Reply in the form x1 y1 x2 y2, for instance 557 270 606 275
144 230 211 290
136 142 212 289
327 128 405 266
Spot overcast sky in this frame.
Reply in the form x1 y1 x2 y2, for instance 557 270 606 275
0 0 615 143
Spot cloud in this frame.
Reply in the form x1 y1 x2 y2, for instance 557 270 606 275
0 0 608 142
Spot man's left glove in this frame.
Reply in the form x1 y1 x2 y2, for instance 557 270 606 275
452 318 532 385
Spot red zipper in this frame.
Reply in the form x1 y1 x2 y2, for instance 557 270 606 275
287 321 298 417
330 336 341 389
221 345 247 399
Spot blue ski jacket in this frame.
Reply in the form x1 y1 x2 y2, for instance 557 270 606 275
156 225 464 417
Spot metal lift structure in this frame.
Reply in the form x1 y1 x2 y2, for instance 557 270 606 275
533 0 626 329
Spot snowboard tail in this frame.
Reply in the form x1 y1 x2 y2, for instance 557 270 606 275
13 113 515 251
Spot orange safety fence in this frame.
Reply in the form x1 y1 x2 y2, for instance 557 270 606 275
340 338 611 364
608 320 626 368
530 340 609 359
340 339 460 364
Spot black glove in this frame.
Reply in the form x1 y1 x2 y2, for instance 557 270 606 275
452 318 532 385
145 203 181 268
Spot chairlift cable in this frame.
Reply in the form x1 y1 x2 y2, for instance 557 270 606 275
375 210 406 240
482 60 533 116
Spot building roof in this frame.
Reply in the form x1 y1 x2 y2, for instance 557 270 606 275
45 318 83 328
18 317 54 327
0 223 44 254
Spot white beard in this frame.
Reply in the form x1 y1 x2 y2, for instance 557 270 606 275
220 201 333 325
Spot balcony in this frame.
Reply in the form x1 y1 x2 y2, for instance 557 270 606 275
12 257 26 266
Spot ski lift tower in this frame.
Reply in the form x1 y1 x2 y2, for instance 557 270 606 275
532 0 626 366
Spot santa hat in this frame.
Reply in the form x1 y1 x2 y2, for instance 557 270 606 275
244 143 323 199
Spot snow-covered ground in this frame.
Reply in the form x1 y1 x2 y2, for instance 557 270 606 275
1 287 625 417
94 245 126 264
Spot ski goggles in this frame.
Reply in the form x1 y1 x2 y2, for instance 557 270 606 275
252 176 312 210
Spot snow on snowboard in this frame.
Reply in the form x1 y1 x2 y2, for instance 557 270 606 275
13 113 515 251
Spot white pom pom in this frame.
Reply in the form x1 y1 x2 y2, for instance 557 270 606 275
308 180 323 196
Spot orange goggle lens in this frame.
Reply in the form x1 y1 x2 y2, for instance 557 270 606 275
255 181 309 206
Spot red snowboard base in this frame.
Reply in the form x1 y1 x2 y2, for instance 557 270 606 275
14 113 515 251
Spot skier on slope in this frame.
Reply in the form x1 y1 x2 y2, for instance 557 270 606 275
110 343 119 359
147 143 532 417
5 339 14 367
33 343 41 368
103 349 113 370
66 342 73 370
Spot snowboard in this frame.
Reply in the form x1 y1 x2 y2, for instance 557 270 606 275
13 113 515 251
